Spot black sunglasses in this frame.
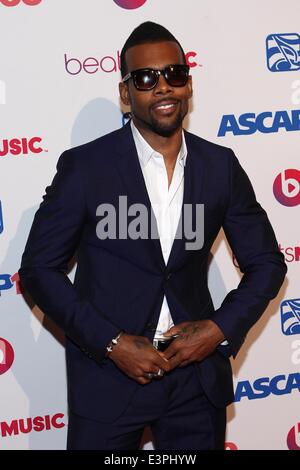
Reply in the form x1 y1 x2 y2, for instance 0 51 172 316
122 64 190 91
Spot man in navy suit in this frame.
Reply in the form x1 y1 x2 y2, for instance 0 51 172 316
19 22 287 450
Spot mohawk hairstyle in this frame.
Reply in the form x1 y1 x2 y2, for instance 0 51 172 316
120 21 186 78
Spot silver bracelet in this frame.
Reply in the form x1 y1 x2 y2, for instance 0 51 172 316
106 330 124 355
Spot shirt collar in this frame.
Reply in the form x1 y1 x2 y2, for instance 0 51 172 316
130 120 187 169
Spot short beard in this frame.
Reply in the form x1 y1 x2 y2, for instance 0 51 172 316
133 108 185 138
149 112 183 137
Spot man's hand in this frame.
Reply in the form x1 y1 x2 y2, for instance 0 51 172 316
108 333 171 385
163 320 225 369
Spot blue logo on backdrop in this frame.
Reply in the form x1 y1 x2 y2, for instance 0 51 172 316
218 109 300 136
266 33 300 72
235 372 300 401
0 201 3 234
281 298 300 335
0 273 21 297
0 274 13 294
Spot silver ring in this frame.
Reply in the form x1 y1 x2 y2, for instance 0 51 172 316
144 369 164 379
144 372 155 379
156 368 164 377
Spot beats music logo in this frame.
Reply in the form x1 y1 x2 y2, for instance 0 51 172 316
0 0 41 5
0 137 45 156
287 422 300 450
0 338 14 375
0 413 65 437
273 169 300 206
113 0 147 9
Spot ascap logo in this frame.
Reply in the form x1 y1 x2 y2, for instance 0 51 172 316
218 109 300 136
113 0 147 9
280 298 300 336
0 137 46 156
0 413 65 437
0 338 14 375
235 372 300 401
0 0 42 6
266 33 300 72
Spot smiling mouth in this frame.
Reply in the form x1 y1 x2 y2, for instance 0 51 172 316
152 101 179 116
156 103 176 110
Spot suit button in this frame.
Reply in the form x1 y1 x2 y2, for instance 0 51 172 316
166 272 172 280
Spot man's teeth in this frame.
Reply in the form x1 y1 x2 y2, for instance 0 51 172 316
156 103 176 110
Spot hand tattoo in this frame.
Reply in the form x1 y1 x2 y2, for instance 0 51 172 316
178 324 201 341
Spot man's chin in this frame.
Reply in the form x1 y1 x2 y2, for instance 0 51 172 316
150 117 183 137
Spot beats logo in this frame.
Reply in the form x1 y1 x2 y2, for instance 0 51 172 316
287 422 300 450
0 0 41 6
273 169 300 207
113 0 147 9
0 339 14 375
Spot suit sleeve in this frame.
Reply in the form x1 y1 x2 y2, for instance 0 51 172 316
211 149 287 358
18 150 120 362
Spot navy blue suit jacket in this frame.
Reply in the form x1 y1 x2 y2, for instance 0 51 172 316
19 122 286 422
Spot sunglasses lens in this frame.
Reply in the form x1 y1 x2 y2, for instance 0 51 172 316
134 70 157 90
165 65 189 86
130 65 189 90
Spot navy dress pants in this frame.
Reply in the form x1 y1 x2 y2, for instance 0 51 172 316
67 363 226 450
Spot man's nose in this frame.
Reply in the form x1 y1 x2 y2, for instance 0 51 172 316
154 73 173 94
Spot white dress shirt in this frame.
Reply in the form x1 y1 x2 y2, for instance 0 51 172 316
131 120 187 339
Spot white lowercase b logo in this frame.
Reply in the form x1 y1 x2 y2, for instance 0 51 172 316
0 338 14 375
273 169 300 206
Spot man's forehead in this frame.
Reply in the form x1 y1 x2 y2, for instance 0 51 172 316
125 41 184 70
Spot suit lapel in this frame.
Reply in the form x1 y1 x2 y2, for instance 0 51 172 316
167 130 205 270
114 123 165 271
113 123 205 272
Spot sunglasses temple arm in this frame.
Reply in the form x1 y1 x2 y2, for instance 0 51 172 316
122 72 131 82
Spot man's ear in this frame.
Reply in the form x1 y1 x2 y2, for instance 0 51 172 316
119 82 131 106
